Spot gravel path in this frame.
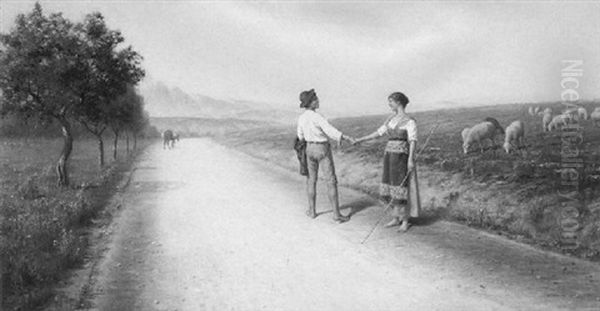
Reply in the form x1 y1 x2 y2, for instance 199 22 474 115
88 138 600 311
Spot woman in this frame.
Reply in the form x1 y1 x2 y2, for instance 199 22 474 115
355 92 420 231
297 89 355 222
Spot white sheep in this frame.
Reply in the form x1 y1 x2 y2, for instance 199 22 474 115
540 107 552 116
461 127 471 143
528 107 535 116
503 120 525 154
542 112 552 132
533 107 540 115
577 107 588 120
562 108 579 122
591 107 600 127
548 114 570 131
462 121 498 154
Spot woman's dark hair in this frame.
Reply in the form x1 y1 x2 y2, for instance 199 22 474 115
388 92 409 108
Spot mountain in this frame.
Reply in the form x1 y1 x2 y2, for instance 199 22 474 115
138 79 297 124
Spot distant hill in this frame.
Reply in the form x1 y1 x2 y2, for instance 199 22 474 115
150 117 269 137
138 79 297 124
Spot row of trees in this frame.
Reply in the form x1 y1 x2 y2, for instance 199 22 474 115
0 3 150 186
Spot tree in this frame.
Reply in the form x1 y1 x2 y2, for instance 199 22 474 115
0 3 81 186
107 85 141 161
128 89 148 152
121 90 145 155
131 109 151 151
70 12 144 166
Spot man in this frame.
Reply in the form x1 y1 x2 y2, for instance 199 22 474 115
297 89 355 223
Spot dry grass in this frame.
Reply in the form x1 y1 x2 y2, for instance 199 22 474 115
217 101 600 261
0 137 152 310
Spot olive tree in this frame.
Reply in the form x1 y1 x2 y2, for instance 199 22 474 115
107 85 141 160
71 12 144 166
0 4 81 186
128 92 148 152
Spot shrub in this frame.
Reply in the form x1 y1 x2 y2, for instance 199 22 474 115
16 176 45 200
1 176 94 306
513 161 535 180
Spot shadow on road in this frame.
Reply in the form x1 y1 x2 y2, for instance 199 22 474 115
344 197 379 216
316 197 378 217
410 213 442 227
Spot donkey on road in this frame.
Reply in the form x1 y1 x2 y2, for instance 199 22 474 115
162 129 180 149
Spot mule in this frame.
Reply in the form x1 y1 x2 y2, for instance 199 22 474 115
162 130 180 149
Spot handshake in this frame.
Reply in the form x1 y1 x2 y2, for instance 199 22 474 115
341 135 363 146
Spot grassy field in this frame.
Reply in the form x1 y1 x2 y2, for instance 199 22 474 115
0 136 152 310
217 101 600 261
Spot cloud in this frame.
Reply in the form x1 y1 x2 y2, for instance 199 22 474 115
2 1 599 116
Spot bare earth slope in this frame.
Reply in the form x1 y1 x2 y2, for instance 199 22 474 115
86 138 600 311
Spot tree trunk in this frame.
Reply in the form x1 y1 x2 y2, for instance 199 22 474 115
96 133 105 167
56 117 73 187
133 134 137 151
113 129 119 161
126 131 130 156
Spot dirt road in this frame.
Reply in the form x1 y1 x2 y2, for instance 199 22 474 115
87 138 600 310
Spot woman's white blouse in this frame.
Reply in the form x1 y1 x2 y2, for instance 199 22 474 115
377 117 418 141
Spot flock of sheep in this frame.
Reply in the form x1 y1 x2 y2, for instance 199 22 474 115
461 105 600 155
536 106 600 132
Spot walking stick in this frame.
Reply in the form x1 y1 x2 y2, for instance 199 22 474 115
360 121 441 244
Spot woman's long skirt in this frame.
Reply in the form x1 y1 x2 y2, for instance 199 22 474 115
379 148 420 218
380 151 409 204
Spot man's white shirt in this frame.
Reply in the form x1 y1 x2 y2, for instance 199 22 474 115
297 110 343 142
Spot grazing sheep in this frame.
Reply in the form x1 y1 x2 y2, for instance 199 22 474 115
577 107 589 120
461 127 471 142
591 108 600 127
562 108 579 122
548 114 570 131
503 120 525 154
542 112 552 132
463 121 498 154
541 107 552 116
483 117 505 134
564 107 578 114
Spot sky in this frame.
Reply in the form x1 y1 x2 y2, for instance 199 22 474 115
1 1 600 116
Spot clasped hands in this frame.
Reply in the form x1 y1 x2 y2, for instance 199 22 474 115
340 135 359 147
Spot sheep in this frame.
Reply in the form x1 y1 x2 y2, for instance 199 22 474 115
591 107 600 127
548 114 570 131
503 120 525 154
541 107 552 116
577 107 588 120
483 117 505 135
542 111 552 132
461 127 471 142
562 108 579 123
533 107 540 115
528 107 535 116
463 121 498 154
